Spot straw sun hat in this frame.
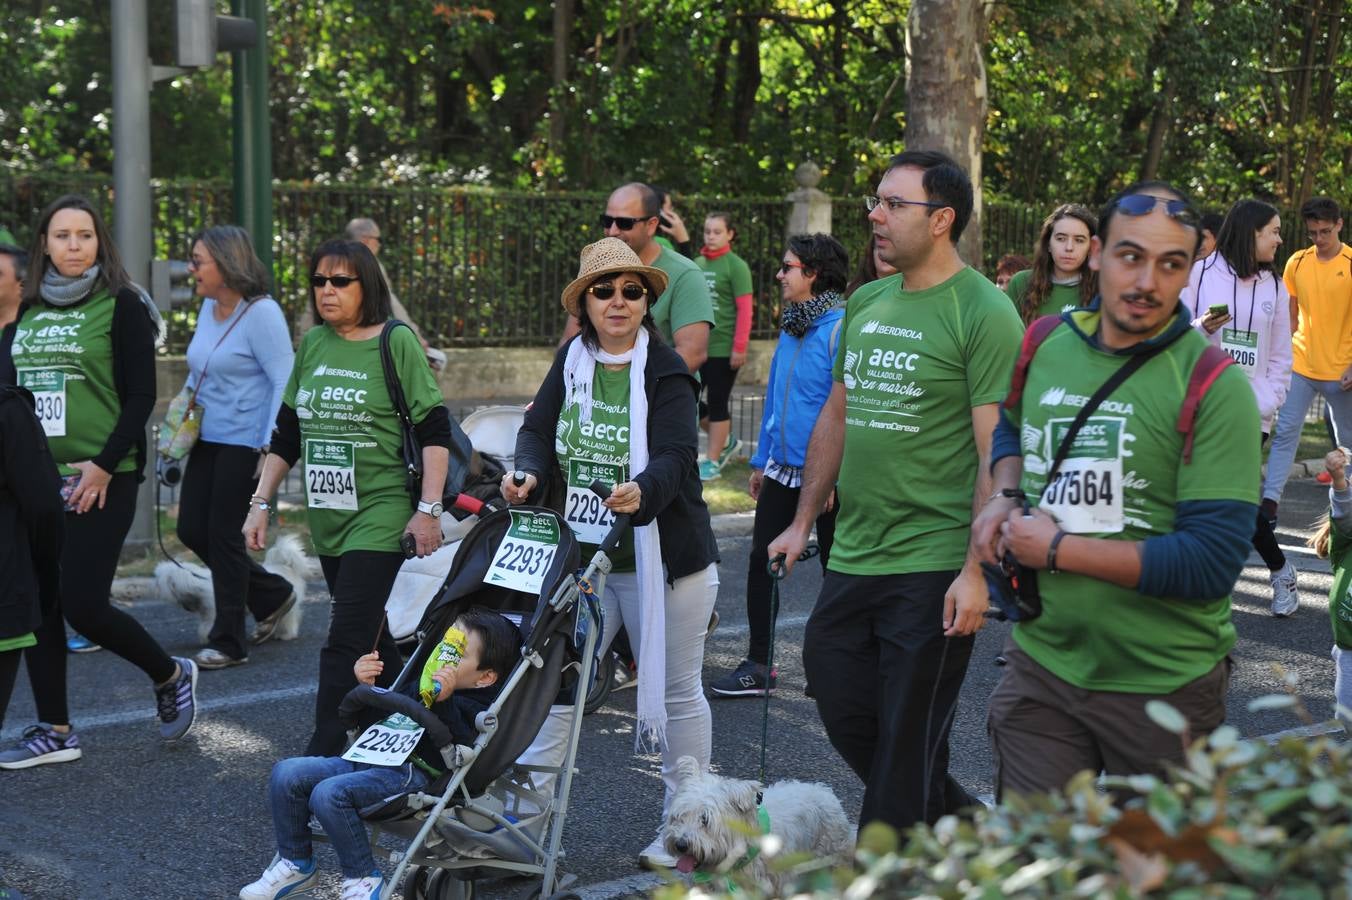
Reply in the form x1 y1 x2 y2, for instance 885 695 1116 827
560 237 669 318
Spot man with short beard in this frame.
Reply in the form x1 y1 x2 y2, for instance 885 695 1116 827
973 180 1260 798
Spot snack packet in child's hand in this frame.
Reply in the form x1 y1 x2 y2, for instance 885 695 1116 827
419 626 467 706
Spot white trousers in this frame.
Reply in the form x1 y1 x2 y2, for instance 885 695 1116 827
517 563 719 815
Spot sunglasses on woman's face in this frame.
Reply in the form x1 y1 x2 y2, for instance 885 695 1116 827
588 281 648 302
310 274 359 289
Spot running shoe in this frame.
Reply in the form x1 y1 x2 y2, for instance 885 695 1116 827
251 591 298 645
638 829 677 869
709 658 777 698
0 724 82 770
239 854 318 900
338 873 384 900
698 458 722 482
155 656 199 741
195 647 247 670
1270 561 1299 617
66 633 101 653
717 437 744 467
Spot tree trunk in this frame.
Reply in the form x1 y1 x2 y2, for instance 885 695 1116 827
730 16 761 144
1297 0 1344 203
905 0 989 268
548 0 574 169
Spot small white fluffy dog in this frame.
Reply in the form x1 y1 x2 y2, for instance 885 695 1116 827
663 755 854 895
156 533 315 644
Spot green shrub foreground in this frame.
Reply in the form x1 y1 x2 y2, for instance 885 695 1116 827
654 697 1351 899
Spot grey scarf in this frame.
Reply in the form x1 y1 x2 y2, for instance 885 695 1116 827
40 264 165 340
781 289 842 337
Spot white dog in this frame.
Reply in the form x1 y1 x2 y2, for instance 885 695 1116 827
663 755 854 896
156 533 316 644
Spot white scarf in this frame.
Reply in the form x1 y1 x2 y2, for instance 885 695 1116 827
563 329 667 749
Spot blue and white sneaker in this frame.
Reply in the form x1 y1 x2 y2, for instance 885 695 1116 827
155 656 198 741
0 724 82 770
239 854 318 900
339 872 383 900
66 633 101 653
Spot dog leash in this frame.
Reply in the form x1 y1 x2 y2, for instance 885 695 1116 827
762 543 818 785
153 470 209 580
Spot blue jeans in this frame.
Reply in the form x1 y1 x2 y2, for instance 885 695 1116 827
1263 373 1352 503
268 756 429 878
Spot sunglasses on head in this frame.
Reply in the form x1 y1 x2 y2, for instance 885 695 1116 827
1113 194 1199 227
588 281 648 302
598 214 653 231
310 274 359 289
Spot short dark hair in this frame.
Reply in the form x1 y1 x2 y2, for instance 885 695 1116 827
1214 199 1280 279
786 233 849 295
308 239 391 327
575 272 663 351
192 225 271 300
0 243 28 280
1200 213 1224 236
705 211 735 238
24 194 132 303
1301 196 1341 224
623 182 661 219
885 150 974 244
1098 180 1201 256
458 607 523 682
995 253 1031 279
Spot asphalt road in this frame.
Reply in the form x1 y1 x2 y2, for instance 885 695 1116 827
1 478 1346 899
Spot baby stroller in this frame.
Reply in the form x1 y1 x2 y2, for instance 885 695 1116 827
329 484 628 900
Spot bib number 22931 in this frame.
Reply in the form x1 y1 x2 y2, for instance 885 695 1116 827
485 509 562 595
305 439 359 511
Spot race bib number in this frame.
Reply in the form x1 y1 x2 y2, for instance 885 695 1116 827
342 710 424 767
485 509 561 595
565 459 625 544
1037 417 1125 534
18 369 66 437
305 439 358 511
1220 328 1258 377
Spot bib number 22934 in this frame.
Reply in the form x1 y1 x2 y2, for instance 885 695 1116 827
305 439 359 511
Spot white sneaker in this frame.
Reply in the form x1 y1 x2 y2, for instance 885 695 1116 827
638 830 677 869
1270 561 1299 617
339 873 384 900
239 853 318 899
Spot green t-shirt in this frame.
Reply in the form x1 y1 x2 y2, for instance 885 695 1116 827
1004 269 1083 323
554 364 636 571
650 246 714 345
1007 309 1260 692
830 268 1023 574
1324 516 1352 649
283 324 445 556
695 250 754 358
10 291 136 475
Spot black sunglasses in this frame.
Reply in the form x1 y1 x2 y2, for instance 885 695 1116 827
1114 194 1199 227
310 274 359 289
588 282 648 302
598 214 653 231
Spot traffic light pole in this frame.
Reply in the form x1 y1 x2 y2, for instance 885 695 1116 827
232 0 272 272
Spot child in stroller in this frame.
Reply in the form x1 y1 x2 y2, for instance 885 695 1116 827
240 607 523 900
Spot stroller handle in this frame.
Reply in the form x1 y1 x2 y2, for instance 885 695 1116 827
450 492 485 516
338 684 457 750
588 480 632 556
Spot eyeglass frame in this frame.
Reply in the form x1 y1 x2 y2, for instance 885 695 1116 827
1111 193 1200 228
586 280 649 302
598 213 657 231
310 274 361 289
865 195 946 213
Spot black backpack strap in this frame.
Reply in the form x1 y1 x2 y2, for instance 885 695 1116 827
380 319 421 505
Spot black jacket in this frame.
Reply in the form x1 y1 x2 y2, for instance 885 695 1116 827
515 336 719 583
395 680 499 772
0 386 64 641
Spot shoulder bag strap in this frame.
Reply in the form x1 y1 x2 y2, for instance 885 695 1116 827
379 319 416 430
189 300 254 405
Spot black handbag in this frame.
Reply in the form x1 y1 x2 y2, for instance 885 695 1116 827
378 320 475 509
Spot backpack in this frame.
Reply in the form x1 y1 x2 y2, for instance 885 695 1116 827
1004 314 1234 464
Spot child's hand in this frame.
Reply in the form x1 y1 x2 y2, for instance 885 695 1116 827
354 652 383 685
429 664 458 701
1326 448 1349 488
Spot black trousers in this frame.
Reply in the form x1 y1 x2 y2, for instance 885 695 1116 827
26 472 176 726
177 441 294 659
745 476 836 665
0 647 21 732
1253 433 1285 571
305 550 405 756
803 569 974 831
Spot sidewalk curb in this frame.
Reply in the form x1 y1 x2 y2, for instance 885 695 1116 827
1289 457 1332 481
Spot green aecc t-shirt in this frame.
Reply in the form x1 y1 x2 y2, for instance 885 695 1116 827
696 250 754 358
830 268 1022 574
1007 309 1260 693
555 364 636 571
650 246 714 345
1004 269 1083 323
283 324 444 556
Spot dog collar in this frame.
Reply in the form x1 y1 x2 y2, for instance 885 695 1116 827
691 806 772 890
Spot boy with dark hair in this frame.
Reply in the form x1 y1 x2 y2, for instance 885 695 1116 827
239 608 522 900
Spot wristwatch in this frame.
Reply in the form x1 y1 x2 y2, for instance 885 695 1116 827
417 499 444 518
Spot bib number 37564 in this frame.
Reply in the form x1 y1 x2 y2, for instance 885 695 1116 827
305 439 358 511
1039 457 1124 534
18 369 67 437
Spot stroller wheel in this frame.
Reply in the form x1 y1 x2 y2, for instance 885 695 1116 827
583 652 616 715
426 868 475 900
403 866 432 900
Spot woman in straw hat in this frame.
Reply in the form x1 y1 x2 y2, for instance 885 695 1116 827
503 237 720 868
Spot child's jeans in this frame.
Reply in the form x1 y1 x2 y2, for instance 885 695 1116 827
1334 646 1352 726
269 756 430 878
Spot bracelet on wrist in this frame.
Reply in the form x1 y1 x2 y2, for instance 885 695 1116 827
1047 530 1067 574
985 487 1026 506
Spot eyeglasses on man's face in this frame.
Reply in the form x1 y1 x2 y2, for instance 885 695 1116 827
864 195 944 213
1307 225 1339 241
598 214 655 231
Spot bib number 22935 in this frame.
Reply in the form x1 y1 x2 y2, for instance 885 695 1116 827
341 710 424 767
485 509 562 595
305 439 359 511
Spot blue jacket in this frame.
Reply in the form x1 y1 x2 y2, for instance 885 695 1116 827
751 305 845 471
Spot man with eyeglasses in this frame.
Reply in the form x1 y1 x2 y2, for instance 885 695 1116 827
1261 197 1352 528
560 183 712 374
971 180 1260 798
768 150 1022 831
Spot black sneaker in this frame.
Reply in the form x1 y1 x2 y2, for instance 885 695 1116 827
155 657 198 741
709 659 776 697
